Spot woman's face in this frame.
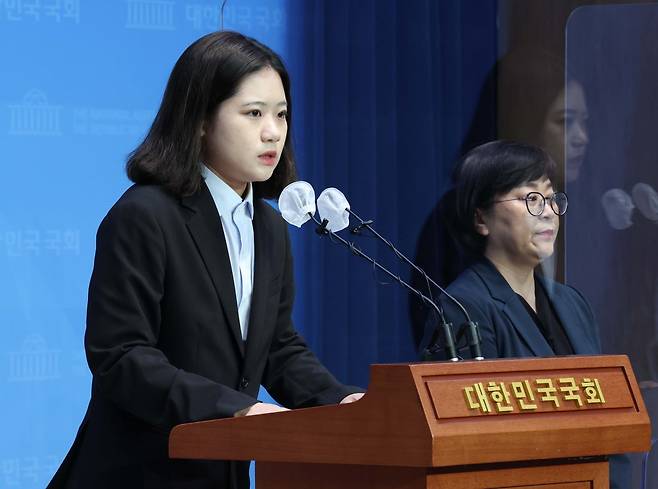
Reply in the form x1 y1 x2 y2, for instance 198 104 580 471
476 177 559 268
202 66 288 195
540 80 589 183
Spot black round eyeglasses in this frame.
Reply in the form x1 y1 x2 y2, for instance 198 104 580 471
492 192 568 216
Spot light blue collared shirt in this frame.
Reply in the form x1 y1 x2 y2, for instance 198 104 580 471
201 165 254 341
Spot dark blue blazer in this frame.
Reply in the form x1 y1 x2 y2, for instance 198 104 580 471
424 258 601 359
421 258 629 488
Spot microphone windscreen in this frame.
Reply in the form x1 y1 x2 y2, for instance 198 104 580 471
279 181 316 227
317 188 350 232
631 182 658 221
600 188 634 230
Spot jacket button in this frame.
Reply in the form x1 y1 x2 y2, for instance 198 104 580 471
239 377 249 390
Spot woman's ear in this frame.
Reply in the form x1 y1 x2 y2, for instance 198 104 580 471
474 209 489 236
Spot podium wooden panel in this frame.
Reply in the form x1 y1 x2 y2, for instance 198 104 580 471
169 355 651 488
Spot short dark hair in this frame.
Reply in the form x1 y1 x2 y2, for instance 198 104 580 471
450 140 557 256
126 31 297 198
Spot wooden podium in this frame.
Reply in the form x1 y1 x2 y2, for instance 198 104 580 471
169 355 651 488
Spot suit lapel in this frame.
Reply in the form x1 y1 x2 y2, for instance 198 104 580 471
500 300 554 356
472 259 554 356
181 183 244 356
244 201 274 368
537 277 594 354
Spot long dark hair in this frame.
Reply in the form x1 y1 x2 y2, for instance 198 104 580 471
127 31 297 198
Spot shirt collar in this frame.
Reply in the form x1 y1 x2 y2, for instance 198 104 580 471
201 164 254 220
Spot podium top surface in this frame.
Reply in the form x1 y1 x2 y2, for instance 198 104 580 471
169 355 651 467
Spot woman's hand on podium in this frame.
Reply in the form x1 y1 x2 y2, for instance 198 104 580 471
339 393 365 404
234 393 364 417
234 403 289 417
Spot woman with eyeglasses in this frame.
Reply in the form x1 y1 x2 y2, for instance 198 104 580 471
422 140 629 487
422 140 599 360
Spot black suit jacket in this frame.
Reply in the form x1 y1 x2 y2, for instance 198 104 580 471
422 258 601 359
48 183 358 489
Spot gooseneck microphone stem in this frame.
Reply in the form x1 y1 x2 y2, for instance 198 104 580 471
311 214 459 362
346 208 484 361
348 209 468 319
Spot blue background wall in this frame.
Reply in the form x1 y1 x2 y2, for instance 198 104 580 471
0 0 496 487
0 1 496 486
0 1 292 486
3 1 657 488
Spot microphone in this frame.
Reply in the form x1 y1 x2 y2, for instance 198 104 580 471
632 182 658 222
279 181 317 227
316 188 351 232
280 182 459 361
318 188 483 361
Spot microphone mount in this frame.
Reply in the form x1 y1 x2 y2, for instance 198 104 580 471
315 218 330 236
350 219 374 234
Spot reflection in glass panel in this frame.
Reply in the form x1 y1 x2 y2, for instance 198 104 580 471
566 4 658 488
